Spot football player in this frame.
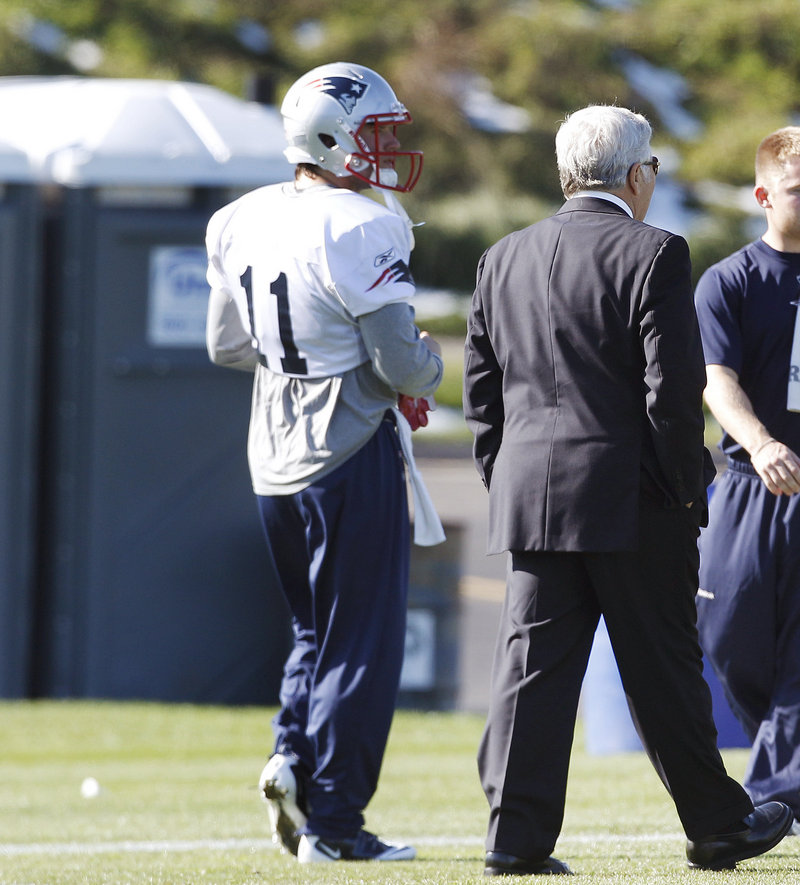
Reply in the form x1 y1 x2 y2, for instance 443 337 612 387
205 62 443 863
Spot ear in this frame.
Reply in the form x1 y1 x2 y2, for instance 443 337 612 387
627 162 642 195
754 184 771 209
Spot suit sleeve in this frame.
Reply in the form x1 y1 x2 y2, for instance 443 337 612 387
639 234 707 506
464 251 505 489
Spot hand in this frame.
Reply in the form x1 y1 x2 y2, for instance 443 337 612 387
751 437 800 495
420 330 442 357
397 394 434 431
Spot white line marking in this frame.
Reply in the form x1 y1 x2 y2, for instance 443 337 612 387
0 838 271 857
0 833 682 857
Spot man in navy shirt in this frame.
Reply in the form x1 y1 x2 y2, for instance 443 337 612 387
695 126 800 832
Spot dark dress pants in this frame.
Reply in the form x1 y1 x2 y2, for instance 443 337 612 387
478 495 753 860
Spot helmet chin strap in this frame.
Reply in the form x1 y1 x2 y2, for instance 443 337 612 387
376 166 398 189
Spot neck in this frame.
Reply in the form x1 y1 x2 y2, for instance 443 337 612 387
762 230 800 254
296 166 369 193
608 186 647 221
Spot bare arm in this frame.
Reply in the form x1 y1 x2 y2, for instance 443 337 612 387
704 363 800 495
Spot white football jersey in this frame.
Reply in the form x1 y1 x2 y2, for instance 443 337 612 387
206 182 416 379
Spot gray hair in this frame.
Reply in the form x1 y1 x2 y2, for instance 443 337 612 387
555 105 653 198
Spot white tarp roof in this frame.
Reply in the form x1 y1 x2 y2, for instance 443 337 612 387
0 135 31 181
0 76 291 186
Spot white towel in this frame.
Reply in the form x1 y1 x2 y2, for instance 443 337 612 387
788 296 800 412
394 408 446 546
381 189 424 252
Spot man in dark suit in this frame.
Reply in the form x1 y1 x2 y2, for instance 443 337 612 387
463 104 793 876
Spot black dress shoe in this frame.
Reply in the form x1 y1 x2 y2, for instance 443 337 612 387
485 851 573 876
686 801 793 870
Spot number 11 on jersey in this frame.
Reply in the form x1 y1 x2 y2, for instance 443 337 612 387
240 266 308 376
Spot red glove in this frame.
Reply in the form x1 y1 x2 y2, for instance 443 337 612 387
397 394 432 431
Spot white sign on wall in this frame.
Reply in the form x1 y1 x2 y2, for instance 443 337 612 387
400 608 436 691
147 245 209 347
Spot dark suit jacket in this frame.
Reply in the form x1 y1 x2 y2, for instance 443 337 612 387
463 196 711 554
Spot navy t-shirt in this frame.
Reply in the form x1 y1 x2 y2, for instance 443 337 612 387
695 238 800 460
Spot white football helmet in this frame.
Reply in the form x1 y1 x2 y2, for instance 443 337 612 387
280 62 423 192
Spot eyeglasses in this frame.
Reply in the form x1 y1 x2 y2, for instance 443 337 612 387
641 156 660 175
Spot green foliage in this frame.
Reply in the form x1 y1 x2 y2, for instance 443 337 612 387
413 313 468 339
432 354 466 415
0 0 789 284
412 224 487 293
409 187 557 294
688 208 754 286
614 0 800 186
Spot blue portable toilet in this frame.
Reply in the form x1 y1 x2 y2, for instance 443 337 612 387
0 135 43 697
0 76 296 703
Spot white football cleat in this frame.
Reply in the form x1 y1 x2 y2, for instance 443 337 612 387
297 829 416 863
258 753 308 856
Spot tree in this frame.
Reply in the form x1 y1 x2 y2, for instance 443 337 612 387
0 0 783 286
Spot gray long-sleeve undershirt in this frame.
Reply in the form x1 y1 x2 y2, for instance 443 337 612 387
206 292 443 494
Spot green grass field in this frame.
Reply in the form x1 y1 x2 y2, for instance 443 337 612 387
0 702 797 884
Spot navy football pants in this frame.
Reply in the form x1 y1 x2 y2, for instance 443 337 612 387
256 416 410 839
698 459 800 818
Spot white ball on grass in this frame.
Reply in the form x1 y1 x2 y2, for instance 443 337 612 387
80 776 101 798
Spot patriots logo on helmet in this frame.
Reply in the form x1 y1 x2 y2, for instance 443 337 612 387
367 259 414 291
310 76 369 114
